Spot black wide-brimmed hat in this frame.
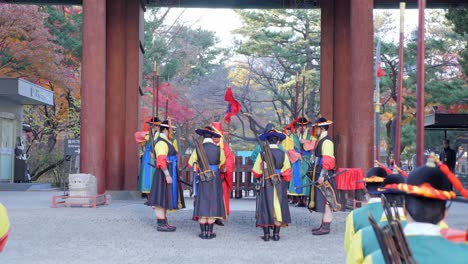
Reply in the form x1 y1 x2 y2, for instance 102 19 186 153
313 117 333 127
383 166 456 200
160 119 176 129
374 173 406 194
259 129 286 142
295 117 309 126
195 126 221 138
364 167 388 193
146 116 161 125
365 167 388 181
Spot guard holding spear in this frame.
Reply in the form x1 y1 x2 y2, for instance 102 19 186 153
189 126 226 239
253 129 292 241
145 63 185 232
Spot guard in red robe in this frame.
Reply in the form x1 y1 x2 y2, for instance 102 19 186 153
211 122 235 226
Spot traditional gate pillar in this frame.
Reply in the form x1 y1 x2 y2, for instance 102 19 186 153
82 0 143 193
81 0 107 194
320 0 373 170
320 0 351 169
349 0 374 170
319 0 334 132
123 0 143 190
106 0 126 190
105 0 143 191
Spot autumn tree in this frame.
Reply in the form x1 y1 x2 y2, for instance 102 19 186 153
232 9 321 140
0 4 82 182
142 8 227 154
446 8 468 75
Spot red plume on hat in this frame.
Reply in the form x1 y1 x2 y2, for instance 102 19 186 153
283 118 298 134
211 122 224 136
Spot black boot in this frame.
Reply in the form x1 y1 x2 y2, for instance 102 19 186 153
199 223 207 239
261 227 270 241
164 218 177 231
289 196 297 204
214 219 224 226
312 222 331 236
207 223 216 239
157 219 176 232
312 222 323 232
272 226 281 241
296 196 307 207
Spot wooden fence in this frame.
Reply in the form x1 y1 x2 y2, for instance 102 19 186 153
178 155 255 198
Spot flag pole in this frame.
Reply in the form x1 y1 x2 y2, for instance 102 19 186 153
165 96 169 120
227 121 231 145
153 62 159 117
395 2 405 167
374 39 382 162
295 72 299 119
416 0 426 166
301 72 305 118
227 83 231 144
152 62 157 119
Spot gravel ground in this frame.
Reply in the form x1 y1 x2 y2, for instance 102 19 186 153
0 191 466 264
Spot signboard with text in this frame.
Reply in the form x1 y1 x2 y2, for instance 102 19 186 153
65 139 80 156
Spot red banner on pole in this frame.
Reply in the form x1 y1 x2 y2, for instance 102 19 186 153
377 62 385 78
224 87 241 124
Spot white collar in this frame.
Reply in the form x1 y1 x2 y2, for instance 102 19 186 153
203 138 214 144
368 197 381 204
269 144 279 149
379 207 405 221
404 222 441 237
318 131 328 140
160 133 168 140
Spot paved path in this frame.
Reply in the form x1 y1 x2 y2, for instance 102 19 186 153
0 191 467 264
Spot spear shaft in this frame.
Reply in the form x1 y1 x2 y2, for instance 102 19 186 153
294 72 299 119
165 96 169 120
301 74 305 118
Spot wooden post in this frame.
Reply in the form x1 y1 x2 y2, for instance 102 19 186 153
395 2 405 167
416 0 426 166
81 0 107 194
234 156 243 199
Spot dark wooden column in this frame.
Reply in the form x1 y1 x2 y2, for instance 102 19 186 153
349 0 374 170
320 0 334 132
81 0 107 194
333 0 351 169
105 0 126 190
123 0 144 190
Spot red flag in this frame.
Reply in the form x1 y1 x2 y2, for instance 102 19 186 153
377 62 385 78
224 87 241 124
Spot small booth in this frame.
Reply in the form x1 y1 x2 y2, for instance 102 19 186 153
0 78 53 183
425 112 468 188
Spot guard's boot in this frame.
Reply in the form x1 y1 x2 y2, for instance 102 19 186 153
289 196 297 204
214 219 224 226
157 219 176 232
296 196 307 207
261 227 270 242
199 223 207 239
206 223 216 239
164 218 177 231
312 222 324 232
272 226 281 241
312 222 330 236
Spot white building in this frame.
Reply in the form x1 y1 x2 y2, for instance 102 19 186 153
0 78 53 183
